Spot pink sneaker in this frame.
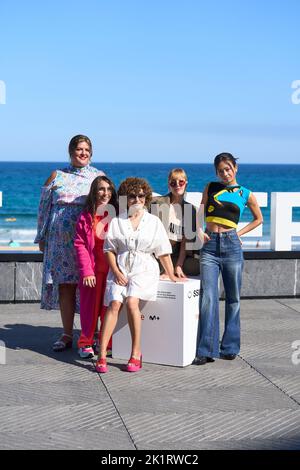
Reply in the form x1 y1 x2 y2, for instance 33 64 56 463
95 358 108 373
78 345 94 359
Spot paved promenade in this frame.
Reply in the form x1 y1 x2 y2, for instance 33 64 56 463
0 299 300 450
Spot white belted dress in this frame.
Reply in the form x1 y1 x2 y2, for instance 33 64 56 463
104 209 172 305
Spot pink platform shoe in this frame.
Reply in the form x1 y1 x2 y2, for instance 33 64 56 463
125 355 142 372
95 358 108 373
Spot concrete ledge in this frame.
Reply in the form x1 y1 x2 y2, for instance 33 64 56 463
0 252 300 302
296 260 300 296
0 263 15 301
220 259 298 298
243 259 296 297
15 263 43 301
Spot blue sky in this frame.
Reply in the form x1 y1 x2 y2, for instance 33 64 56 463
0 0 299 163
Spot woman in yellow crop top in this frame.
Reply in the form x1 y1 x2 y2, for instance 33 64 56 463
194 153 263 365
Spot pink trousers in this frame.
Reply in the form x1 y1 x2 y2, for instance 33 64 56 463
77 271 112 349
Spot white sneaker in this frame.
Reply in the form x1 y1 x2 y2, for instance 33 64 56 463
78 346 94 358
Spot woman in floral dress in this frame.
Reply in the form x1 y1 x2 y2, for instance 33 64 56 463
35 135 105 351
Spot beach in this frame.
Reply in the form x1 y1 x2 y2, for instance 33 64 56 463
0 245 39 252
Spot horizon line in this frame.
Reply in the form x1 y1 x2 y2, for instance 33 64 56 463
0 161 300 165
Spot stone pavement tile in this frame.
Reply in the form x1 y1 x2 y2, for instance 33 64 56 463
0 305 81 327
0 306 82 344
99 359 272 391
1 300 300 451
0 362 95 384
121 410 300 450
240 315 297 325
0 303 78 318
263 372 300 404
0 323 81 351
0 429 134 450
0 379 109 406
239 299 300 318
241 319 300 332
241 331 300 344
99 355 298 411
108 385 298 414
3 345 97 367
0 402 125 433
0 303 42 314
240 363 300 403
240 342 297 361
137 437 300 450
275 299 300 314
242 359 299 379
239 299 290 313
3 347 88 365
0 309 62 326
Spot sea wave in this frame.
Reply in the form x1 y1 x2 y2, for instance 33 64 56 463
0 212 37 217
0 228 37 243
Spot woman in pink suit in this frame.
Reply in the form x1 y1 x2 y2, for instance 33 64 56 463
74 176 118 358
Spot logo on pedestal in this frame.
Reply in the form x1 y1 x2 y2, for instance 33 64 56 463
188 289 200 298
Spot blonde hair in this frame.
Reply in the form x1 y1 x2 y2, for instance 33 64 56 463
168 168 187 182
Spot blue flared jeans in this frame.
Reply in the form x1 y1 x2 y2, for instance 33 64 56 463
196 229 244 358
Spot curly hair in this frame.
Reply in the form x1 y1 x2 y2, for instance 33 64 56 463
118 177 152 209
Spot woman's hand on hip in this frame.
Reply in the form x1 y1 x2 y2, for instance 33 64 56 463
83 276 96 288
236 233 243 245
203 233 211 244
39 241 45 252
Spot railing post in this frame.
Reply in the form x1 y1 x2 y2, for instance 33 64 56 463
271 192 300 250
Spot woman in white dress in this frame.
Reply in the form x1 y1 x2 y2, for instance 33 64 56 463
96 177 179 373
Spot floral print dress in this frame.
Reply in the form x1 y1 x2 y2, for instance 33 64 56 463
35 164 104 310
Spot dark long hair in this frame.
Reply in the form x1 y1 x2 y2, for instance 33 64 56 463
214 152 238 173
84 176 118 219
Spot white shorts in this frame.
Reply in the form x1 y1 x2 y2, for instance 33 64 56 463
104 270 159 306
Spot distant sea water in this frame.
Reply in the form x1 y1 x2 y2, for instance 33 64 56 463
0 162 300 249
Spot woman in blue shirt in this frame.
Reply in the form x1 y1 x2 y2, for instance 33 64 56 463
194 153 263 365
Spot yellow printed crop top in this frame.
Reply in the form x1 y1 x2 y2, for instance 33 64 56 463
205 182 251 229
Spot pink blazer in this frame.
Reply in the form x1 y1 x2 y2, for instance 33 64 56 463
74 211 97 279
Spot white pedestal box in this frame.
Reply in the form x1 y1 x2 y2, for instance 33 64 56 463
112 278 201 367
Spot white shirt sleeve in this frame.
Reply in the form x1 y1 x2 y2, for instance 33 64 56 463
152 217 172 258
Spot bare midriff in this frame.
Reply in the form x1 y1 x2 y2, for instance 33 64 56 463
206 222 235 233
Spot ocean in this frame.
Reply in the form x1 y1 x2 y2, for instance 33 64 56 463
0 162 300 248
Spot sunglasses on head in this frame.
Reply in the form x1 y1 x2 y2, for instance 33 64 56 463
128 193 146 200
169 179 186 188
